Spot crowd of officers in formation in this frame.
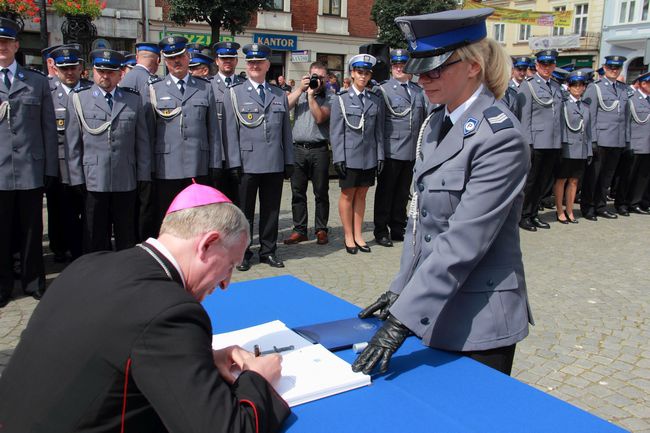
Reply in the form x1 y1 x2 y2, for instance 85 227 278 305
1 13 650 308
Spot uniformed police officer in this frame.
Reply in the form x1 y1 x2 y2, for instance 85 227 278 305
189 52 213 78
47 46 91 261
510 56 529 90
210 41 244 203
331 54 385 254
373 49 425 247
518 49 564 231
0 18 58 307
353 8 532 376
65 50 150 253
119 42 160 90
222 43 294 271
581 55 631 220
42 45 62 78
123 54 137 70
149 36 222 231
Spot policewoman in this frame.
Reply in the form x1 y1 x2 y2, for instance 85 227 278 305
330 54 385 254
353 8 532 376
554 70 592 224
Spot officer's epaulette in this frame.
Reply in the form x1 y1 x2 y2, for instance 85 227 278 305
379 79 389 85
525 76 534 81
193 76 211 83
483 106 514 133
148 76 163 85
593 78 601 84
80 78 93 87
230 81 244 88
561 89 570 100
26 67 47 77
582 97 591 106
411 82 422 89
336 89 348 95
120 86 140 95
73 85 92 93
431 104 444 113
626 88 635 98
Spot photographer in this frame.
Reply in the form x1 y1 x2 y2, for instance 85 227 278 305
284 62 332 245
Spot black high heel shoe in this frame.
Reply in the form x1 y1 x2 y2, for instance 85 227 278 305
556 213 569 224
355 241 371 253
344 242 358 254
565 210 578 224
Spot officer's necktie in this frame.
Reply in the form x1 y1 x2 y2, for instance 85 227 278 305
438 115 453 143
178 79 185 95
225 76 232 87
358 92 365 107
646 95 650 104
2 68 11 91
546 81 552 93
576 100 581 110
401 83 411 103
258 84 265 103
105 92 113 110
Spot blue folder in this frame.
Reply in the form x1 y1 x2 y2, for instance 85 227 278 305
292 317 382 351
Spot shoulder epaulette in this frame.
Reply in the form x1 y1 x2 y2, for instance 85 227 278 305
582 97 591 105
120 86 140 95
148 76 163 85
626 88 635 98
193 76 211 83
336 89 348 95
80 78 93 87
593 78 601 84
26 67 47 77
483 106 514 133
525 76 534 81
73 85 92 93
432 104 444 112
379 79 388 85
411 82 422 89
230 81 244 88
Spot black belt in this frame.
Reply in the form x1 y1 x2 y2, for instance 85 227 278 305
294 141 328 149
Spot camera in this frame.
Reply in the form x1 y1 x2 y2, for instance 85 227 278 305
309 74 320 89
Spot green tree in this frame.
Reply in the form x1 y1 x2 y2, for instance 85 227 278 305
167 0 274 46
371 0 458 48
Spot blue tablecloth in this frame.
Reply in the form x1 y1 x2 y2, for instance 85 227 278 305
203 275 627 433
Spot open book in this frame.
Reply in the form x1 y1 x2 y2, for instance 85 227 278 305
212 320 371 407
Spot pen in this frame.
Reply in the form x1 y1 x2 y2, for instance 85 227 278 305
253 345 295 356
254 344 261 357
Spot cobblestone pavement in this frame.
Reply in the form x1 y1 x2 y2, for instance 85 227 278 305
1 181 648 432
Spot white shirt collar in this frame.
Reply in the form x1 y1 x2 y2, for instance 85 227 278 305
445 84 484 125
511 78 521 87
249 78 267 89
1 60 18 82
170 73 190 85
135 64 150 72
606 78 618 86
570 94 580 103
351 85 366 97
145 238 186 288
97 87 116 98
219 72 235 83
61 82 74 94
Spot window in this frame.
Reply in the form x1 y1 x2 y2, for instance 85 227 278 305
618 0 635 23
271 0 283 10
493 23 505 42
553 6 565 36
574 3 588 36
323 0 341 16
643 0 650 20
518 24 531 41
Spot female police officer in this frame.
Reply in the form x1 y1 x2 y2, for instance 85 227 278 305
330 54 385 254
353 8 533 376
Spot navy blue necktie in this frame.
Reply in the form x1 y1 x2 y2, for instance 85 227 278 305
258 84 266 103
105 92 113 110
439 115 453 143
358 92 365 107
225 76 232 87
2 68 11 90
178 79 185 95
401 83 411 102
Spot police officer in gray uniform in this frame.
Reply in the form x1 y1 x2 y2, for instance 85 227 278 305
353 9 532 376
373 49 426 247
0 18 58 307
581 55 631 220
211 41 245 202
222 43 294 271
149 36 222 230
518 49 564 231
65 50 150 253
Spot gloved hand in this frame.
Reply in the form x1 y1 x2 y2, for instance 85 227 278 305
334 162 346 179
587 156 593 166
351 315 411 374
44 176 57 190
377 160 384 176
358 290 399 320
72 184 86 197
230 167 242 184
284 164 294 180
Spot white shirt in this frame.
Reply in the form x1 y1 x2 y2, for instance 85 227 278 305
570 95 580 103
218 72 235 84
170 73 190 91
97 87 116 99
1 60 18 86
145 238 186 288
445 84 484 125
248 78 268 96
511 78 521 88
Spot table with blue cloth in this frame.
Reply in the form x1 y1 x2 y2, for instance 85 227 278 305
202 275 627 433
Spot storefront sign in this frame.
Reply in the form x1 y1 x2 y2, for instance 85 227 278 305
291 50 310 63
253 33 297 51
529 35 581 50
464 1 573 28
158 32 234 47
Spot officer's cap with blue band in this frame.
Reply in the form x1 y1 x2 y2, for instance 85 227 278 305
637 71 650 83
159 36 188 58
186 43 206 54
213 41 241 58
123 54 137 68
560 63 575 72
242 43 271 61
567 70 590 84
42 45 62 59
536 49 558 63
135 42 160 55
50 46 82 67
395 8 493 75
190 52 214 67
0 17 20 40
604 55 626 67
512 56 529 68
390 49 409 64
348 54 377 71
90 49 125 71
597 67 605 76
551 67 569 83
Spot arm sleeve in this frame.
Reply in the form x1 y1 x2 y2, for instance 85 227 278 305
42 81 59 178
375 96 385 163
207 85 223 169
135 97 151 181
222 88 242 169
584 84 598 143
560 101 568 144
330 95 345 164
517 82 533 146
64 94 85 186
282 93 294 165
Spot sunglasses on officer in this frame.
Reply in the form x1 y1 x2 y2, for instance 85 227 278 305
418 59 463 80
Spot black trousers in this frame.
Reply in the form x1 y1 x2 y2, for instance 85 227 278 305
46 179 83 259
0 189 45 298
84 190 137 253
456 343 516 376
154 176 211 233
290 144 330 236
212 165 240 206
521 149 561 219
615 152 650 209
373 158 414 239
136 180 157 242
238 172 284 259
581 146 623 215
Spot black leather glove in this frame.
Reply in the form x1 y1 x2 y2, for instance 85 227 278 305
230 167 242 184
358 290 399 320
334 162 346 178
587 156 593 166
44 176 57 190
351 315 411 374
284 164 294 180
72 184 86 197
377 160 384 176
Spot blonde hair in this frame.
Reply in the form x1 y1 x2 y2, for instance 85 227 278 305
455 37 510 100
160 202 250 246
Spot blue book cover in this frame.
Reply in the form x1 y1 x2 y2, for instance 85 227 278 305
293 317 382 352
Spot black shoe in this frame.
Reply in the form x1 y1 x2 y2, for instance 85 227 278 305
531 217 551 229
630 205 650 215
236 259 251 272
616 207 630 216
28 290 45 300
375 236 393 247
584 214 598 221
390 232 404 242
519 219 537 232
556 214 569 224
344 243 358 254
259 255 285 268
355 242 371 253
0 295 9 308
565 211 579 224
597 210 618 219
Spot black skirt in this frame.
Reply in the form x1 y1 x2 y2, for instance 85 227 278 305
339 168 376 189
556 158 586 179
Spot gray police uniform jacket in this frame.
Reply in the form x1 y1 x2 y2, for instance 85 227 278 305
222 82 294 173
627 89 650 154
64 84 151 192
387 88 533 352
0 66 58 190
119 65 156 92
211 74 245 161
149 74 222 179
377 78 426 161
518 74 563 149
561 97 592 160
584 79 630 148
330 88 385 169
